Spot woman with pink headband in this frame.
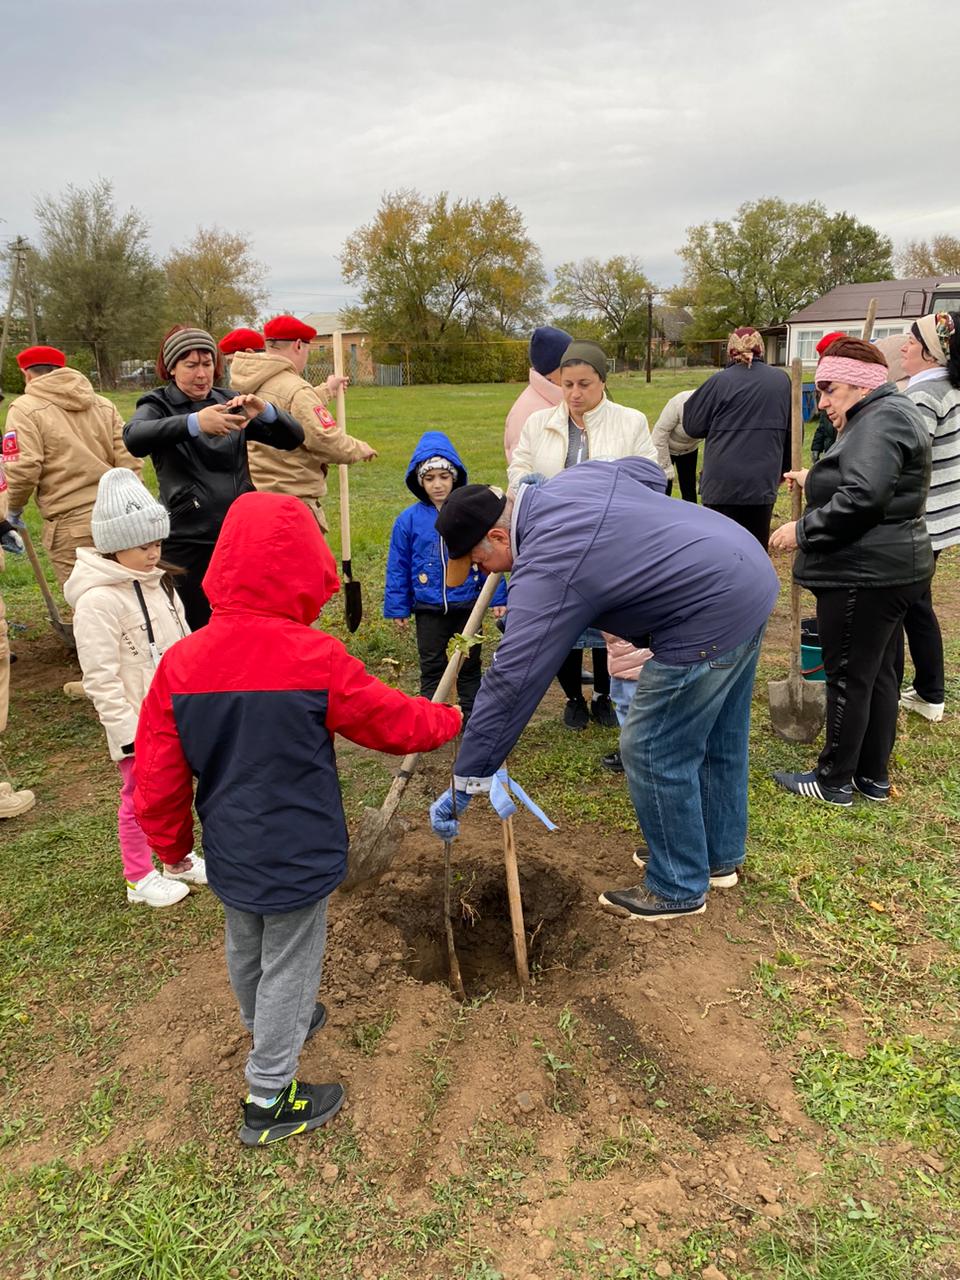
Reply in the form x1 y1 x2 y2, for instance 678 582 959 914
896 311 960 723
768 337 933 806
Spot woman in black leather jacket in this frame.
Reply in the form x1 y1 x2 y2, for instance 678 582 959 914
768 337 933 806
123 326 303 628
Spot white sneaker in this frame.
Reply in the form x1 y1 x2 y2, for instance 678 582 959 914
900 687 944 722
0 785 35 819
162 852 208 886
127 869 189 907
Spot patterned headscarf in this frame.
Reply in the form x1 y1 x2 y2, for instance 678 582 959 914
727 327 764 365
913 312 956 367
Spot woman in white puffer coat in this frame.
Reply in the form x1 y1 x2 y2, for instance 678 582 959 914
507 339 661 730
64 469 206 908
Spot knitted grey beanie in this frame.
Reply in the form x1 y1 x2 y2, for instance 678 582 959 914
162 327 217 373
91 469 170 553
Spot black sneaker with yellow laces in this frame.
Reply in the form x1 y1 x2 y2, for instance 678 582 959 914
240 1079 344 1147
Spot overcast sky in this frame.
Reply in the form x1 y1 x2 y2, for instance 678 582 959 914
3 0 957 319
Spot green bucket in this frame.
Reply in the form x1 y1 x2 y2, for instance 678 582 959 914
800 642 825 682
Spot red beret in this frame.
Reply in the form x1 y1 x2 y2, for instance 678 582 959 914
16 345 66 370
218 328 265 355
815 330 848 356
263 314 317 342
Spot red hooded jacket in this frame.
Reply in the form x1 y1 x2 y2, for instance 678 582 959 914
134 491 461 912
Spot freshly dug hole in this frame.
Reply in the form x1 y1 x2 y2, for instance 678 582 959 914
383 859 580 994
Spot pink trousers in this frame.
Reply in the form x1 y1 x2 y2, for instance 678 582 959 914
117 757 155 884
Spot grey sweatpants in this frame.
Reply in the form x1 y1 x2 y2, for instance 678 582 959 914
223 896 329 1095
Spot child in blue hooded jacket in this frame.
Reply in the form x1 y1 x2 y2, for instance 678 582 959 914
384 431 507 725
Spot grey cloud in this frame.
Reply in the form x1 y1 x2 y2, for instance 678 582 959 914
2 0 957 315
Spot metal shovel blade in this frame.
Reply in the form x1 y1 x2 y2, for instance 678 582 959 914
344 576 362 633
340 804 408 892
767 674 826 743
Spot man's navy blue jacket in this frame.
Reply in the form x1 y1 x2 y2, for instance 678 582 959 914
134 491 461 913
453 459 780 787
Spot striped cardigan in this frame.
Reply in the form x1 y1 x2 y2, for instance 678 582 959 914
905 374 960 552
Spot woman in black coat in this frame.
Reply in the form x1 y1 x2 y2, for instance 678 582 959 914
769 337 933 806
123 326 303 628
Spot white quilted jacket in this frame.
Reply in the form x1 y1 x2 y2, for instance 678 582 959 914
64 548 189 759
507 394 659 490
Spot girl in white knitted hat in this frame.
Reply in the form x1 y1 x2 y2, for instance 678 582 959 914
64 469 207 907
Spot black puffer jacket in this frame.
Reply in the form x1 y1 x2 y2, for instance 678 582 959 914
794 384 933 589
123 384 303 546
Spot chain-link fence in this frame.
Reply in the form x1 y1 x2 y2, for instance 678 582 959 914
107 337 729 393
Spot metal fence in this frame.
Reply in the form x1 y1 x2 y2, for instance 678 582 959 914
104 338 731 392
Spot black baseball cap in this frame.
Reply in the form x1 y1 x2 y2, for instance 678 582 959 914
435 484 507 586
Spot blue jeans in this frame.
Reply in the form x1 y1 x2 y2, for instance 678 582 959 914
620 626 765 905
609 676 638 727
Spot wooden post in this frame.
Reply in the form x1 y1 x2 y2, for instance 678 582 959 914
788 358 803 682
645 292 653 384
501 816 530 991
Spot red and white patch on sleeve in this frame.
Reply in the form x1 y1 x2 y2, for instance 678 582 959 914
314 405 337 429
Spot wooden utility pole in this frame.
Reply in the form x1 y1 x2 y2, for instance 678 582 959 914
645 291 654 384
0 237 39 380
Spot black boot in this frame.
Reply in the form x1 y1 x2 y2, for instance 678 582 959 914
563 697 589 730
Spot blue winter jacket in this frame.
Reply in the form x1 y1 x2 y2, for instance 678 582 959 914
384 431 508 616
453 457 780 786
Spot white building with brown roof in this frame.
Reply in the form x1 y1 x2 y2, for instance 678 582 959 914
785 278 960 365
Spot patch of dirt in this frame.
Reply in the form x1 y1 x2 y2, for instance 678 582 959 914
9 809 817 1229
7 625 81 695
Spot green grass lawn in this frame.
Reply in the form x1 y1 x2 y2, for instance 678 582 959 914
0 373 958 1280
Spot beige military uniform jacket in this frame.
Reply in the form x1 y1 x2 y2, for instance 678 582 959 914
230 352 371 530
4 368 141 519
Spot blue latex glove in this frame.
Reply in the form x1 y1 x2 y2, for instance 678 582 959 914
7 509 25 530
430 787 471 841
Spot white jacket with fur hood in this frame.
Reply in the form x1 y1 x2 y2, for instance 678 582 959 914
64 549 190 760
507 395 659 490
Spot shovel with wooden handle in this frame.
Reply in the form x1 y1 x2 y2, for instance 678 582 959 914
332 331 362 632
20 526 75 650
767 358 825 742
341 570 503 891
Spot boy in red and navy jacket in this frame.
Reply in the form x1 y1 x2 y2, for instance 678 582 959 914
134 491 461 1146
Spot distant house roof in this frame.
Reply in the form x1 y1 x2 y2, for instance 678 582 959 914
302 312 368 337
653 305 694 341
788 277 960 325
